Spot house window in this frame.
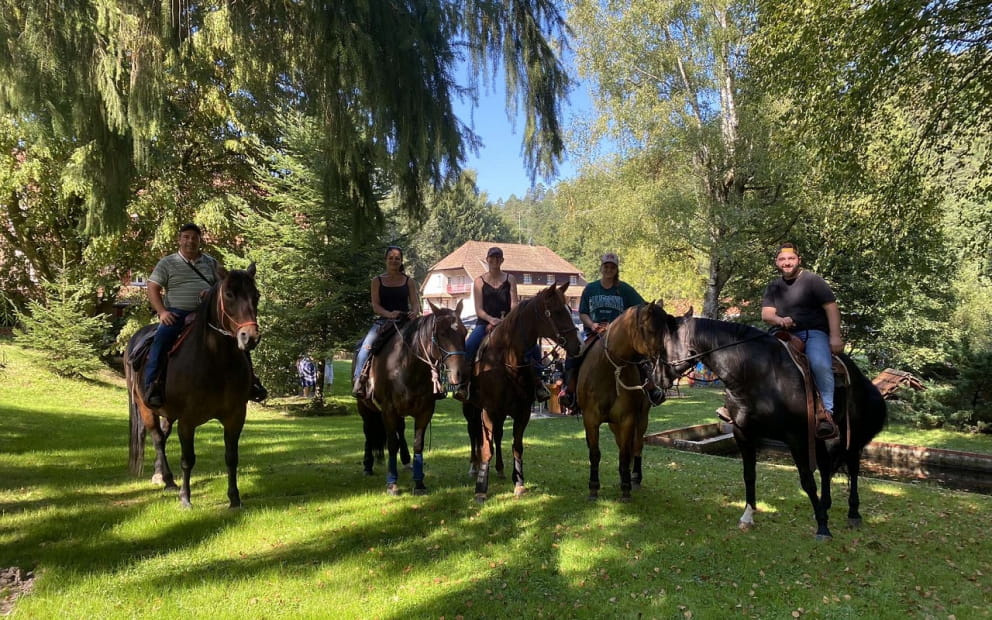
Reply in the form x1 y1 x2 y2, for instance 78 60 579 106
523 273 532 284
569 275 578 286
547 274 555 285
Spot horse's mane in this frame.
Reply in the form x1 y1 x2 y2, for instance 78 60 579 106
691 317 780 367
485 296 538 352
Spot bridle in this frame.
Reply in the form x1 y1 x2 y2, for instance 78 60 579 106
533 295 578 355
602 306 658 393
208 281 258 338
412 313 466 372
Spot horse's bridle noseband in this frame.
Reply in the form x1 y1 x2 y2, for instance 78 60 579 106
534 297 578 350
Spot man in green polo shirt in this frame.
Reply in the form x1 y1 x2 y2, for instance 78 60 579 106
143 223 266 407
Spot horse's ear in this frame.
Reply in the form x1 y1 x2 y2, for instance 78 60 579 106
683 306 693 318
428 300 440 314
246 262 256 278
652 298 664 309
559 281 569 294
454 299 464 316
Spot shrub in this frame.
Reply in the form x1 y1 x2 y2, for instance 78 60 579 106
15 271 110 378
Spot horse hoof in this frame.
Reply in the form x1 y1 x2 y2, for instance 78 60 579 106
815 533 833 542
474 493 487 504
164 482 180 491
848 518 863 529
151 473 164 485
413 487 428 496
587 494 598 502
738 521 754 532
363 470 374 477
513 485 526 498
386 484 401 496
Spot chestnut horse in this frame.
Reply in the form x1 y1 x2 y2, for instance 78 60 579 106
463 283 581 502
355 302 467 495
578 302 676 501
661 313 887 539
125 264 261 509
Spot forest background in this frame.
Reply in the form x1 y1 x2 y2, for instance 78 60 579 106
0 1 989 429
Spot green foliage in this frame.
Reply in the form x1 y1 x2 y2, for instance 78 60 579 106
14 266 110 378
0 1 571 233
891 351 992 432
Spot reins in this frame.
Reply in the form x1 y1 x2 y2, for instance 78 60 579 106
498 296 577 371
662 330 768 369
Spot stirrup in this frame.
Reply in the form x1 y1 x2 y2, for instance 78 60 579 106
815 413 839 440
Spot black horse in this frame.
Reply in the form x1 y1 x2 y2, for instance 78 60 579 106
125 265 261 509
661 313 887 540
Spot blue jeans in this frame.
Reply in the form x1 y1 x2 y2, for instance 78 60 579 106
354 320 386 382
796 329 835 412
143 308 191 390
465 323 489 363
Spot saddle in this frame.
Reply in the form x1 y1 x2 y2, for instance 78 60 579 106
774 330 852 449
129 314 198 374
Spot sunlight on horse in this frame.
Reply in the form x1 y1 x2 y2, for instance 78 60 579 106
578 301 677 501
354 301 467 496
463 283 581 503
661 312 887 540
125 264 261 509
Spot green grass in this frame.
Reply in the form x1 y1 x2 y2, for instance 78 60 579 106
2 342 991 618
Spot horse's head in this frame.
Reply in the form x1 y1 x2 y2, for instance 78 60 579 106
658 305 695 387
427 300 468 388
213 263 261 351
532 282 580 357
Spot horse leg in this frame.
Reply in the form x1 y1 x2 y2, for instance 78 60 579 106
150 416 177 490
463 403 482 477
584 417 602 501
846 449 864 528
632 408 649 491
384 417 401 496
510 411 529 498
614 422 633 502
177 422 197 509
398 417 412 469
789 443 831 540
474 409 496 503
738 437 758 531
223 423 243 509
411 419 428 496
493 419 505 478
360 408 381 475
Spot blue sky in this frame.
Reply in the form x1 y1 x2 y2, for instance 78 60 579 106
452 75 596 203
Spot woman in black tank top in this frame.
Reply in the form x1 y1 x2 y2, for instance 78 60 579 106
465 246 518 362
353 246 422 394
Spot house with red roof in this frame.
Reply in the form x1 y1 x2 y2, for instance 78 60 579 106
422 241 586 319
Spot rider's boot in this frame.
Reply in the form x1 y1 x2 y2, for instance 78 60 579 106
816 409 839 440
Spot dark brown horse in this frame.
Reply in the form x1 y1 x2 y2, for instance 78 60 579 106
578 302 675 501
660 313 887 540
354 301 467 495
125 264 261 509
463 283 581 502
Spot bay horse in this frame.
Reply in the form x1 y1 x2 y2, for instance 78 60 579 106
463 283 581 502
354 301 467 495
660 313 887 539
578 302 676 501
125 264 261 509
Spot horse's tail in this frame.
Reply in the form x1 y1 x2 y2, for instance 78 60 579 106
125 345 146 476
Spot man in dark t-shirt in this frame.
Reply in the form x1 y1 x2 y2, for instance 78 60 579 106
761 243 843 438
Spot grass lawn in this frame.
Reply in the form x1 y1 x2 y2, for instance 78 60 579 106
1 342 990 618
